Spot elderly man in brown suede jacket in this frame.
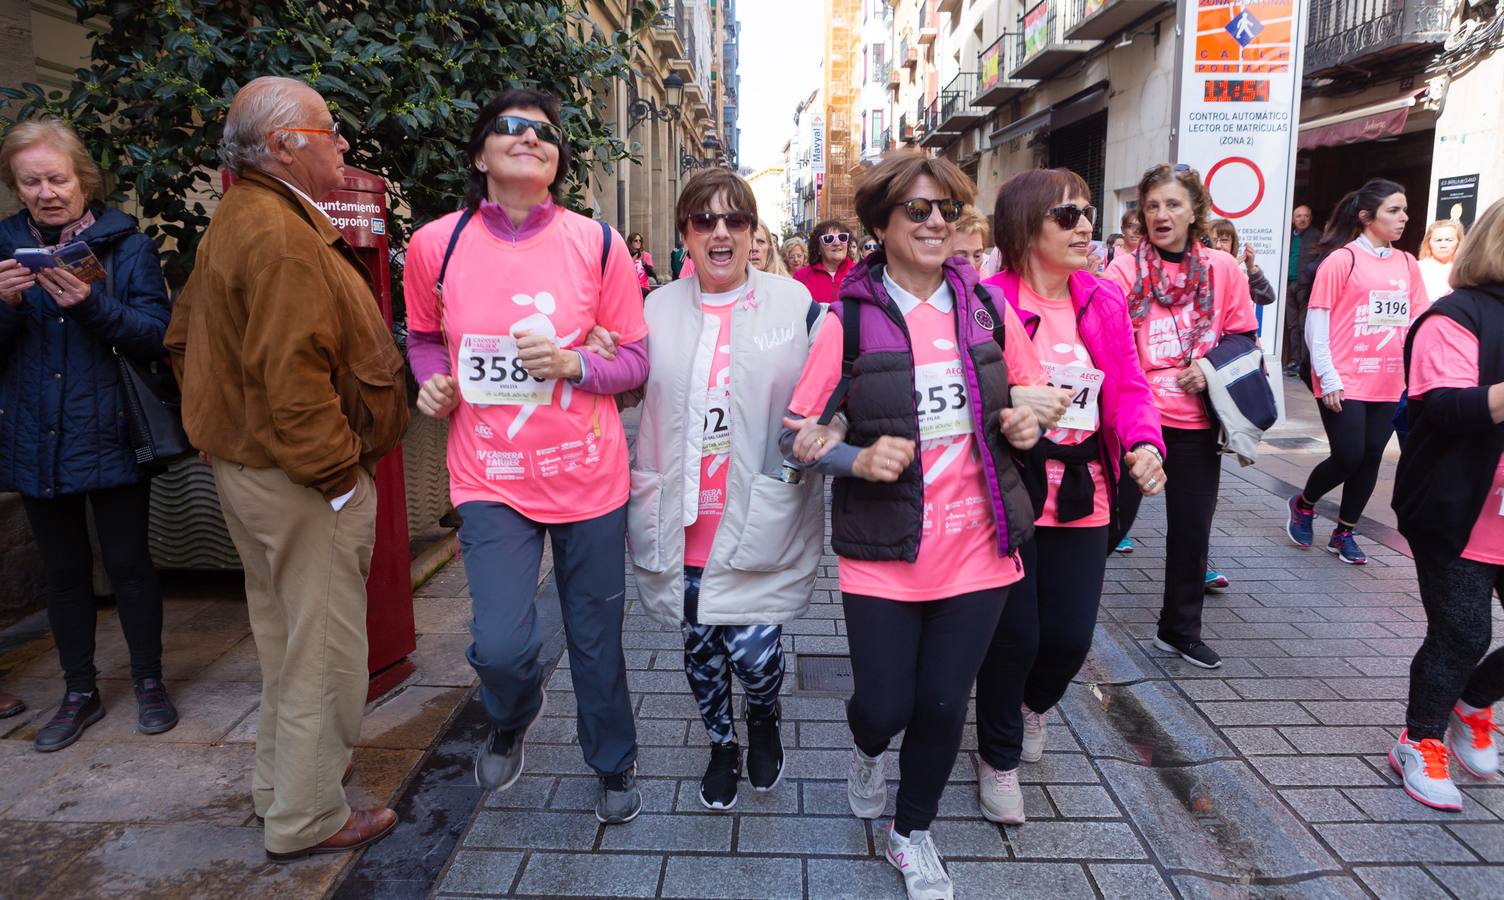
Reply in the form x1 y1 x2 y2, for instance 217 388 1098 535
166 76 408 863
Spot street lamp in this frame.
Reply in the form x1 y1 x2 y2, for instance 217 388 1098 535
626 72 684 132
680 132 723 175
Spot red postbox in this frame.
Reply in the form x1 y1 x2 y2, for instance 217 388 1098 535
221 167 417 677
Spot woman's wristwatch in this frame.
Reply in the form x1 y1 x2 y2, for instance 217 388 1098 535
1130 442 1163 464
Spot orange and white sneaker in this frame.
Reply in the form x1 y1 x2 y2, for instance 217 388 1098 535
1447 704 1500 780
1389 730 1462 811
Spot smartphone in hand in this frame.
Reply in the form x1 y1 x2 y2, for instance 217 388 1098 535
12 248 57 272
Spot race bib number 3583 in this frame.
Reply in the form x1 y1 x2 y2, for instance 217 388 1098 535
457 334 556 406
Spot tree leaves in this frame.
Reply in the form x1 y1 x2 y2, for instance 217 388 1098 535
3 0 641 311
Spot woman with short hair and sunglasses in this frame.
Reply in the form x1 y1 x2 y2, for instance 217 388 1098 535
626 169 833 812
973 169 1165 826
783 151 1043 900
860 235 880 258
1102 163 1257 671
781 238 808 273
404 90 647 824
794 218 855 305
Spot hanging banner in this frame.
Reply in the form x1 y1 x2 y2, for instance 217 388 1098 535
1174 0 1307 360
810 114 826 176
1023 3 1048 57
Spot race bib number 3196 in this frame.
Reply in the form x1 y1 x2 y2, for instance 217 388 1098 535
1368 290 1410 329
457 334 556 407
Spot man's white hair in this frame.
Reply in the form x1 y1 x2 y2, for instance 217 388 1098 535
218 76 317 174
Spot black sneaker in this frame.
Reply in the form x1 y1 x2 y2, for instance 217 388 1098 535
475 690 546 791
746 715 785 792
1152 637 1223 669
133 678 178 735
597 767 643 824
35 690 104 752
699 742 742 810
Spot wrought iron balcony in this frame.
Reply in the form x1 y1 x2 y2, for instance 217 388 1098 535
900 36 919 69
976 33 1036 106
1011 1 1098 80
936 71 984 136
1305 0 1453 76
1062 0 1172 42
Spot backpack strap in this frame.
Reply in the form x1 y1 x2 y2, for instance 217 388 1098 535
435 207 476 301
805 299 821 335
817 300 861 426
599 220 611 276
974 283 1007 353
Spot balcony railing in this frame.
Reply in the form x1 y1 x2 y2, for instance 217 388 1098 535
1305 0 1453 76
1062 0 1172 42
939 71 982 129
873 59 893 87
877 126 892 152
976 33 1034 105
1011 1 1097 80
900 36 919 69
898 112 914 142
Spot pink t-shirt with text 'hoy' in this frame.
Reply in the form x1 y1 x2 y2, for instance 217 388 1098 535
1407 315 1504 565
683 299 736 567
1019 282 1110 528
787 287 1043 602
1308 243 1430 402
404 209 648 523
1103 250 1258 430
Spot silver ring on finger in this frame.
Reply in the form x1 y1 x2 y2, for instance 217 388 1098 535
1146 477 1159 489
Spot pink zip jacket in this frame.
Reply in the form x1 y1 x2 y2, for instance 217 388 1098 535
984 269 1165 482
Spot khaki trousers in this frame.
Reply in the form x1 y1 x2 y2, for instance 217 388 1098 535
212 459 376 853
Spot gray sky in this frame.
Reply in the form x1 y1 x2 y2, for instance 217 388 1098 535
736 0 823 172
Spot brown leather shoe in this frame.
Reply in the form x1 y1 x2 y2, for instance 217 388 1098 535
266 807 397 863
0 691 24 719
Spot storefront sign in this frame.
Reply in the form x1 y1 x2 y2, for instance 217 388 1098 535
1174 0 1307 361
1436 174 1479 227
1023 3 1048 57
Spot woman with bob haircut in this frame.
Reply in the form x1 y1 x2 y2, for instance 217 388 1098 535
626 168 831 812
404 88 648 824
793 218 855 304
781 237 808 273
1285 178 1427 566
1390 196 1504 811
973 168 1166 826
1103 163 1257 671
0 117 176 749
782 150 1043 900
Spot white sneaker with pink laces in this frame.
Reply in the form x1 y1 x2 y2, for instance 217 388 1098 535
1389 730 1462 811
976 757 1025 824
1021 705 1047 763
1447 703 1500 779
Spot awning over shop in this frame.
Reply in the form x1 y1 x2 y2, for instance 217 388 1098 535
987 85 1107 149
1297 90 1426 151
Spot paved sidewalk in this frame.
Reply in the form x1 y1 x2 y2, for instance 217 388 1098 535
413 459 1503 899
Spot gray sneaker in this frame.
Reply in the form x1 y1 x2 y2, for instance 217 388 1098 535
596 766 643 824
848 745 887 819
475 690 546 791
976 758 1025 825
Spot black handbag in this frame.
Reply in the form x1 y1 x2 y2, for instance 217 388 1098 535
99 245 193 468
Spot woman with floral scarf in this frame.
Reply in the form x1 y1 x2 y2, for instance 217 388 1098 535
1102 163 1258 670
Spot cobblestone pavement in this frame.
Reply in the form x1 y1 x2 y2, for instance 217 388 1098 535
411 459 1504 900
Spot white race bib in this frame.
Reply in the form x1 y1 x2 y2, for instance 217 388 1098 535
1045 362 1104 433
1368 290 1410 329
913 360 972 441
457 334 556 406
702 384 731 456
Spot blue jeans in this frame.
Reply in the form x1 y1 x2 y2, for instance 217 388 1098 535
457 501 637 777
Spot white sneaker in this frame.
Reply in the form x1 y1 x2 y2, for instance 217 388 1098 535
886 825 954 900
1447 704 1500 779
1389 730 1463 811
1021 705 1047 763
977 758 1025 825
847 746 887 819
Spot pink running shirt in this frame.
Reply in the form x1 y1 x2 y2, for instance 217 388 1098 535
1103 250 1258 429
1308 243 1429 402
405 209 648 523
1019 282 1109 528
1407 316 1504 565
683 298 736 567
787 284 1039 601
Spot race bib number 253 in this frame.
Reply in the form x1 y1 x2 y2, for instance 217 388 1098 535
457 334 556 406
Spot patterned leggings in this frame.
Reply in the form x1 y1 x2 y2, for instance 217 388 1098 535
682 567 785 745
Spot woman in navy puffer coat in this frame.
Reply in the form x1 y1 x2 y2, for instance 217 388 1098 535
0 118 177 751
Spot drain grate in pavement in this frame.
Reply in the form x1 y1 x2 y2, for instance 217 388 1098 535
1263 436 1323 449
797 654 853 693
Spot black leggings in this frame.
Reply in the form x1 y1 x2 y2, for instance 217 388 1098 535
977 526 1108 770
843 587 1008 835
21 481 164 692
1303 399 1398 525
1406 549 1504 741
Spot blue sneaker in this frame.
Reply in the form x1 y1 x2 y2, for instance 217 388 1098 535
1114 535 1134 554
1328 527 1367 565
1286 495 1314 548
1204 567 1229 591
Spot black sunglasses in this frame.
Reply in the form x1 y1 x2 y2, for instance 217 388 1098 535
491 114 564 146
686 211 755 234
820 232 851 245
1045 203 1097 230
895 198 964 224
